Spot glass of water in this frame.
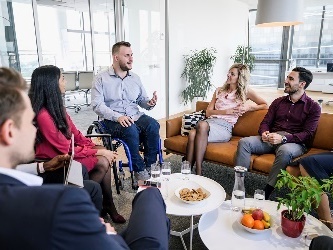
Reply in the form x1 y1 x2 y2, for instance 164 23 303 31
254 189 265 209
161 162 171 180
181 161 191 180
151 163 161 180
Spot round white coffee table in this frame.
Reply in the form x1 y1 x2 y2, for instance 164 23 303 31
162 173 226 250
199 199 333 250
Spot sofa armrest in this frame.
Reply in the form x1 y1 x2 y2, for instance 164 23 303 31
166 116 182 138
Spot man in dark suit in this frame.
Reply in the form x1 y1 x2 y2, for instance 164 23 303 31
0 67 169 250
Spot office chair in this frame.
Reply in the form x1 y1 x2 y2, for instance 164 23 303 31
87 120 163 193
63 71 80 112
78 71 94 106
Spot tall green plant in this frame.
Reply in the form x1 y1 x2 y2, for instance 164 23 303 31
230 45 255 72
181 48 217 104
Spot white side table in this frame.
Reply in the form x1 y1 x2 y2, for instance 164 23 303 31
199 199 333 250
161 173 226 250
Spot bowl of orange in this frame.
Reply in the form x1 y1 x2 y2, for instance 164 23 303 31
239 209 272 234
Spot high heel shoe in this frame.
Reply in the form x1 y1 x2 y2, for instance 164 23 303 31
101 208 126 224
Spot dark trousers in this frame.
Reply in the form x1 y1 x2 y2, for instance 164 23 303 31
104 114 160 172
121 187 170 249
39 166 102 212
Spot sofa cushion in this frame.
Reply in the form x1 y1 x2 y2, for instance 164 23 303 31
312 113 333 150
251 148 330 175
181 110 206 136
164 135 188 154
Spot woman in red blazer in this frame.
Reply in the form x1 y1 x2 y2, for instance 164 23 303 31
29 65 125 223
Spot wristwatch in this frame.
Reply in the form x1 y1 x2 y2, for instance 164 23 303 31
281 136 287 144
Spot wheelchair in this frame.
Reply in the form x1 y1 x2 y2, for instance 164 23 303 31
87 120 163 194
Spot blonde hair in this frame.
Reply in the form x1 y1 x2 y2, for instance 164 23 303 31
219 63 250 103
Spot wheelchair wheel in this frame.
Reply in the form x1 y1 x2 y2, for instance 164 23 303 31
118 171 125 190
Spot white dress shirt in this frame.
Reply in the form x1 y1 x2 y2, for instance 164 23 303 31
0 166 43 186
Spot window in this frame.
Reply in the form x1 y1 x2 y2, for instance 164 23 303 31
249 4 333 87
249 10 283 87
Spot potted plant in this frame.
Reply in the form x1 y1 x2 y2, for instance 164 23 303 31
230 45 255 72
181 48 217 105
275 170 323 238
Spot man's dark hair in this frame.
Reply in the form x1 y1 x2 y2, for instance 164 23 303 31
0 67 27 128
292 67 313 89
112 41 131 55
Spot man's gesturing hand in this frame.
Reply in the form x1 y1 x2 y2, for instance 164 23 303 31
117 116 134 127
147 91 157 107
44 154 71 172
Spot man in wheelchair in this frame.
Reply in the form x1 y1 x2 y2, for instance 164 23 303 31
92 41 160 181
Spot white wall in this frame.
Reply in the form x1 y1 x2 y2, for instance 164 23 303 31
168 0 249 116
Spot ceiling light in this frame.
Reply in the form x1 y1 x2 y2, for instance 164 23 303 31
255 0 304 27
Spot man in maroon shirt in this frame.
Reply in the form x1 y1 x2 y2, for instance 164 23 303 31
235 67 321 199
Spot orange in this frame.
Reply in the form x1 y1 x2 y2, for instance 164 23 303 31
241 214 255 228
253 220 265 230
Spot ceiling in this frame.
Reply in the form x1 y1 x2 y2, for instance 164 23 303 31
35 0 114 11
238 0 333 9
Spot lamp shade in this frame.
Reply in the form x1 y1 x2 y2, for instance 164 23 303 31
255 0 304 27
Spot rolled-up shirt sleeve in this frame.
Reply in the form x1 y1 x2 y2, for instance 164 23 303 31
136 78 154 110
91 75 122 122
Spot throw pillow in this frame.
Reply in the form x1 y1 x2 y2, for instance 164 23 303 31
181 110 206 136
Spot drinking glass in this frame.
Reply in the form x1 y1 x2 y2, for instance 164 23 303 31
161 162 172 181
151 163 161 180
181 161 191 180
253 189 265 209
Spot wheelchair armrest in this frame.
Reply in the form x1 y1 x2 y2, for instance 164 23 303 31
85 134 112 138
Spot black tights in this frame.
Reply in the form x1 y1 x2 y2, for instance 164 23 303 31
89 157 118 217
186 121 209 175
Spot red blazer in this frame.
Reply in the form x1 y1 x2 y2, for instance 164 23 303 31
35 108 98 171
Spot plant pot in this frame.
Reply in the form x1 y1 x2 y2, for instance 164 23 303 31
281 210 306 238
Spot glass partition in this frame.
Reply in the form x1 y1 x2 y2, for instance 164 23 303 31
0 0 38 79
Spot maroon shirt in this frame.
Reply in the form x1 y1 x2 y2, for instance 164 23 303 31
258 93 321 147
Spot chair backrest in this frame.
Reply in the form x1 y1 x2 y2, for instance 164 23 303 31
63 71 77 91
78 71 94 89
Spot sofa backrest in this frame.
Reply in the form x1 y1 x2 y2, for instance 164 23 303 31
196 101 267 137
233 109 268 137
312 113 333 150
196 101 209 111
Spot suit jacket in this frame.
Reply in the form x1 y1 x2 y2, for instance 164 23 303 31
0 173 129 250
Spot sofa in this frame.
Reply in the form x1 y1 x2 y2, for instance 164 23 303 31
164 101 333 176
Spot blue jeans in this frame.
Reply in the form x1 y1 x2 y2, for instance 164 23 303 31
104 115 160 172
235 135 307 186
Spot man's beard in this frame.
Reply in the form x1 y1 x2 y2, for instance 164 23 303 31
284 85 299 95
119 61 132 71
11 150 35 169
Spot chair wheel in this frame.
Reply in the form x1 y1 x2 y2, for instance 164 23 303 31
118 176 124 190
132 183 139 190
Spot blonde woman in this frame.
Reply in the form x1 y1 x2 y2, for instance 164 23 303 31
186 63 268 175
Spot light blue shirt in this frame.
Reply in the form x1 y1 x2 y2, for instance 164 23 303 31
91 67 154 122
